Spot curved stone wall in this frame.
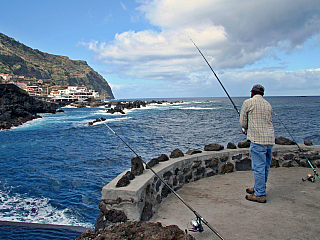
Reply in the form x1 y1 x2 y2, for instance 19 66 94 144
96 144 320 230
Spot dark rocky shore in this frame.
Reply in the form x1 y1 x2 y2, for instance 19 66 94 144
0 84 62 130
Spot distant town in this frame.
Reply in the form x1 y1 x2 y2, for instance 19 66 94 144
0 73 100 102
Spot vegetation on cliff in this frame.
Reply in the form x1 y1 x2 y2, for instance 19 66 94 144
0 33 114 99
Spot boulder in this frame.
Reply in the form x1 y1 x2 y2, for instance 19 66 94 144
158 154 169 162
275 136 295 145
83 221 190 240
304 140 313 146
204 143 224 151
146 158 159 169
227 142 237 149
116 175 130 187
131 157 144 176
125 171 135 180
170 148 184 158
238 140 251 148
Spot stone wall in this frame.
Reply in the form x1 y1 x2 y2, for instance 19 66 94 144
96 143 320 231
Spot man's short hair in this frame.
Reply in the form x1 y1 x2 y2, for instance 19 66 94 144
251 84 264 96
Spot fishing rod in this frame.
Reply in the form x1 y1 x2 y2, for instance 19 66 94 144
274 112 320 181
104 123 225 240
189 37 240 116
189 37 249 135
189 37 319 181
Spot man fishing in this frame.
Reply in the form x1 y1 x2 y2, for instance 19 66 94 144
240 84 275 203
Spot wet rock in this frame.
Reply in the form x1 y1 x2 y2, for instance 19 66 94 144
170 148 184 158
204 143 224 151
275 136 295 145
131 157 144 176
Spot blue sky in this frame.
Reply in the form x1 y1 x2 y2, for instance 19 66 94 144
1 0 320 99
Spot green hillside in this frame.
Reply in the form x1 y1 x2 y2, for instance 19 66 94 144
0 32 114 99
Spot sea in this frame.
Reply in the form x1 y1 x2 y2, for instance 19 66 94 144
0 96 319 239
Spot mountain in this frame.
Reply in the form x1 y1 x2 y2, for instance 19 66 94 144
0 32 114 99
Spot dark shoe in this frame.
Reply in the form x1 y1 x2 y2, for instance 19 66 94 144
245 194 266 203
246 188 267 197
246 188 255 194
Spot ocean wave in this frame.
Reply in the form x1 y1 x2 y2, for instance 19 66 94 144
0 189 93 229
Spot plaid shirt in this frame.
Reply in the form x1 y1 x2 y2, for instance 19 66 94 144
240 95 274 145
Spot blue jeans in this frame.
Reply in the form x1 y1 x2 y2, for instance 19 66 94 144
250 142 273 197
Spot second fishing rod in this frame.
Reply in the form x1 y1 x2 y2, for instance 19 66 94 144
189 37 320 181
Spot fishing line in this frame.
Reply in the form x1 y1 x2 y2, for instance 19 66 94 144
189 37 249 135
189 37 319 181
104 123 225 240
189 37 240 116
274 112 320 181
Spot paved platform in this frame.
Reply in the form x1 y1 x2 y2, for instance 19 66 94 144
150 167 320 240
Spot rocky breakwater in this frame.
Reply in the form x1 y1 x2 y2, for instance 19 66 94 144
0 84 61 130
106 100 182 114
88 137 320 239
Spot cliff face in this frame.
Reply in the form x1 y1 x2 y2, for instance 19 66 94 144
0 33 114 99
0 84 60 130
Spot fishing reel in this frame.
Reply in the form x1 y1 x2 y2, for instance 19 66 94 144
302 173 315 182
188 217 204 232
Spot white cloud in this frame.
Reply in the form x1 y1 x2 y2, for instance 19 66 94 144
82 0 320 97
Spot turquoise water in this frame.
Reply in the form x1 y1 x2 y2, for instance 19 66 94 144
0 96 319 239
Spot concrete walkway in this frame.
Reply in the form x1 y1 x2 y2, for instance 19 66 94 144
150 167 320 240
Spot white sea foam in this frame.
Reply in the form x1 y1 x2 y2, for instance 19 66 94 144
0 190 93 228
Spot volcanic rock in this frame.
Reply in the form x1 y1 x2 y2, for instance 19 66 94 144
131 157 144 176
304 140 313 146
158 154 169 162
238 140 251 148
0 84 59 130
79 221 190 240
275 136 295 145
227 142 237 149
170 148 184 158
116 175 130 187
204 143 224 151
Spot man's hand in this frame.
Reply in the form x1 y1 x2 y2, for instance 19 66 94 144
242 128 247 135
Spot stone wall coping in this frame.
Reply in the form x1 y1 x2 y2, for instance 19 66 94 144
102 144 319 195
100 144 320 222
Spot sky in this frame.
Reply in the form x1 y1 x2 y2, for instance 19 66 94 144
1 0 320 99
